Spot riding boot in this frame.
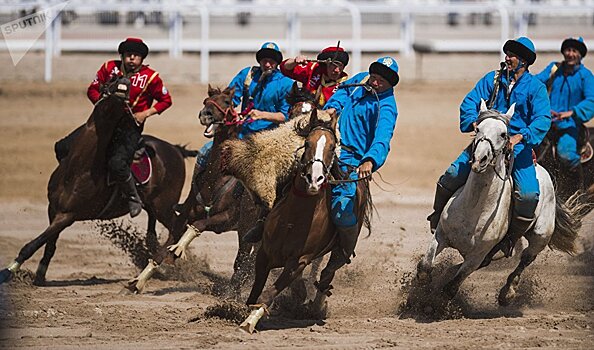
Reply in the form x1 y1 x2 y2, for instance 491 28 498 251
336 225 360 264
426 183 454 234
481 214 533 268
119 175 143 218
243 207 270 243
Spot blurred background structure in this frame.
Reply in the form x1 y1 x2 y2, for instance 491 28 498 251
0 0 592 82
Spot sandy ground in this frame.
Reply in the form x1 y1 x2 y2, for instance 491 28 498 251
0 53 593 349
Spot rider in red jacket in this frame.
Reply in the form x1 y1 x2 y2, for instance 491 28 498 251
280 46 349 107
55 38 172 217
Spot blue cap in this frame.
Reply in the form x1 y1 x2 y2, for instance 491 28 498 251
256 41 283 64
503 36 536 65
369 56 399 86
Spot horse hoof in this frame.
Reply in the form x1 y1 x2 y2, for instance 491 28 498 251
498 289 514 307
0 269 13 284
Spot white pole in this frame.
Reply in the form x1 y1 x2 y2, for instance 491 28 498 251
199 5 209 84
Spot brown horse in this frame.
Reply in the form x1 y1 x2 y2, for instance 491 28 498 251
239 109 372 333
536 126 594 205
125 86 259 295
0 77 190 286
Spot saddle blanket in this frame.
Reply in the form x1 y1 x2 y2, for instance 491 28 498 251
131 149 152 185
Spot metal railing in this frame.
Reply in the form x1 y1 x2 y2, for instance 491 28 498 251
0 0 592 82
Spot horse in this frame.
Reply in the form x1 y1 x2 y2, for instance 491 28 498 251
0 76 193 287
536 125 594 204
416 100 586 308
238 108 372 334
124 85 260 295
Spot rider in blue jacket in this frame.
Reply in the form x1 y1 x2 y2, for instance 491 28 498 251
316 57 398 285
194 42 293 168
228 42 294 138
428 37 551 261
535 37 594 195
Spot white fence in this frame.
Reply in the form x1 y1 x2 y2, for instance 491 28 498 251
0 0 592 82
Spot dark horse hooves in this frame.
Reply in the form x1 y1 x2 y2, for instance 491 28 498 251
0 269 13 284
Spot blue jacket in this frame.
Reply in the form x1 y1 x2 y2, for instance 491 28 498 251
460 70 551 149
535 62 594 129
228 66 294 136
324 72 398 171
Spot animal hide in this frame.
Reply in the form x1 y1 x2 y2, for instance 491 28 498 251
221 104 338 209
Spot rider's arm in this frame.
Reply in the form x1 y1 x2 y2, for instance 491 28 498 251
247 110 286 123
361 98 398 172
147 74 173 115
460 71 495 133
87 63 110 104
323 73 363 115
533 62 556 84
521 81 552 149
572 69 594 124
280 58 313 84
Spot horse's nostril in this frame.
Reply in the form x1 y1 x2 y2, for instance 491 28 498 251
306 174 313 183
481 155 488 163
317 176 325 184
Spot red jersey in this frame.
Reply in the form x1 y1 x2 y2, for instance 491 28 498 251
280 60 348 106
87 60 172 115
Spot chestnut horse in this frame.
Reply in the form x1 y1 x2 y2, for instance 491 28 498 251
0 77 191 286
125 86 260 295
536 126 594 204
239 109 372 333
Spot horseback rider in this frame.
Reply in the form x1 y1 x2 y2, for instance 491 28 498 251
280 45 349 107
317 57 399 272
535 37 594 196
54 37 172 217
428 37 551 261
188 42 293 237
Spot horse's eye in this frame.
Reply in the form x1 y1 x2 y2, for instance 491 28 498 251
500 132 507 139
475 128 480 133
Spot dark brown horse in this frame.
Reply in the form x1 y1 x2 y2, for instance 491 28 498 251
536 126 594 205
125 86 259 295
0 77 190 286
239 109 372 333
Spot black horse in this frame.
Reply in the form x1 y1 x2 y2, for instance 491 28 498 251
0 76 192 286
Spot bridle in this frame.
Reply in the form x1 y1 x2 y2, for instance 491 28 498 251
298 126 337 183
471 113 514 181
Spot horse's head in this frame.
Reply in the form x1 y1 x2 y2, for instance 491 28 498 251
298 108 338 194
100 75 131 101
199 85 237 138
471 99 515 173
287 82 318 120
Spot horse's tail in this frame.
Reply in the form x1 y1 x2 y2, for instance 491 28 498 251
174 144 199 158
550 192 592 254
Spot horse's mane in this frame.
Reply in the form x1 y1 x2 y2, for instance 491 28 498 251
286 84 318 108
476 109 509 126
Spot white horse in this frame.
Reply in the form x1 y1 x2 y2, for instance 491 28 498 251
417 100 583 306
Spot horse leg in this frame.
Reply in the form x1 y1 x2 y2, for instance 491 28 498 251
240 258 308 334
145 211 159 255
245 249 271 305
498 233 547 306
122 223 199 295
0 212 74 284
442 255 484 301
33 233 61 286
416 235 445 284
230 233 257 298
308 247 348 319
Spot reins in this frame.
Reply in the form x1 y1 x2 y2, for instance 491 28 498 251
204 98 254 126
